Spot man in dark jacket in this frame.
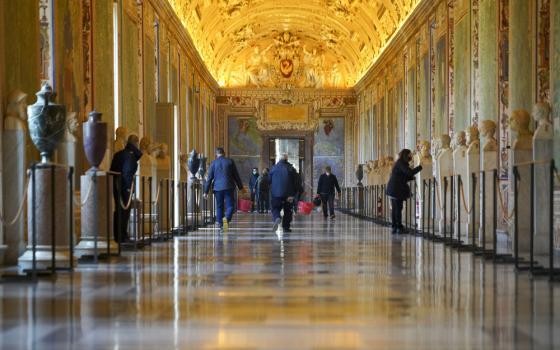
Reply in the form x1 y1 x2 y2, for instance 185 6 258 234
256 168 271 213
269 154 298 232
386 149 423 234
248 168 259 212
204 147 244 231
110 134 142 242
316 166 341 219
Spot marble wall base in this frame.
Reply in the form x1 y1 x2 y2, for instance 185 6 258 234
19 166 74 270
75 172 117 258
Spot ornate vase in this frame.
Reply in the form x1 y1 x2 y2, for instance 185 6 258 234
83 110 107 171
197 155 207 178
356 164 364 185
188 149 200 178
27 84 66 163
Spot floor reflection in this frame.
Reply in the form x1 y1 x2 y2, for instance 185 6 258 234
1 213 559 349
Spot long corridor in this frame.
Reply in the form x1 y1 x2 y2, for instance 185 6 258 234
1 213 559 349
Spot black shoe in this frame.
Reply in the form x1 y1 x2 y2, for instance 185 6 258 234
283 228 292 233
330 214 336 219
323 215 328 219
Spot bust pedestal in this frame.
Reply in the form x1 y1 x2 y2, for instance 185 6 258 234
465 145 480 245
480 149 497 248
2 127 26 264
18 166 74 270
415 159 433 230
157 166 171 235
510 149 532 255
75 171 117 258
453 146 468 242
533 137 553 262
436 149 453 237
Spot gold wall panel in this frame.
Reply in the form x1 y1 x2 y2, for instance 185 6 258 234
265 104 308 124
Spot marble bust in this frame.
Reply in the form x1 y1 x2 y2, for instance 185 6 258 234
466 125 480 154
114 126 128 153
533 102 552 139
439 134 451 151
453 130 467 150
509 109 533 150
479 120 498 152
4 89 28 130
418 140 432 163
65 112 79 143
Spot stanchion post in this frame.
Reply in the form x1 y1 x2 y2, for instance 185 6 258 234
513 166 519 270
530 163 535 273
493 169 498 261
68 166 74 269
149 176 153 244
481 171 486 252
549 160 555 280
50 165 56 273
471 172 476 248
443 177 448 241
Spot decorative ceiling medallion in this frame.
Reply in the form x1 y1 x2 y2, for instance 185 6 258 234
168 0 421 88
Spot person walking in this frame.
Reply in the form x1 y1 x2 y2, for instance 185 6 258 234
293 170 304 214
204 147 244 232
110 134 142 243
386 149 423 234
316 166 341 219
256 168 271 213
269 154 299 232
248 167 259 212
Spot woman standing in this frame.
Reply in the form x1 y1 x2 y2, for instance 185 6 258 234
386 149 423 234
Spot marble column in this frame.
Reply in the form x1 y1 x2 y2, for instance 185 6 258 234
478 0 499 122
509 0 535 112
19 166 73 270
75 171 117 258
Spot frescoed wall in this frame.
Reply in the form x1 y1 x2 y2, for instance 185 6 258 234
313 117 345 188
228 117 262 186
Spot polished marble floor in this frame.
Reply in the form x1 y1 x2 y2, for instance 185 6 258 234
1 212 559 349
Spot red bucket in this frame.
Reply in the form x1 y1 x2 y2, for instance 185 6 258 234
298 201 314 215
238 198 252 212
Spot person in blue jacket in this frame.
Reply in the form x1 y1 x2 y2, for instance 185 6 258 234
110 134 142 243
269 153 300 232
204 147 244 231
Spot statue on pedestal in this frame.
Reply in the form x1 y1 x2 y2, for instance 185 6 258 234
57 112 79 168
509 109 533 150
466 125 480 153
2 89 28 264
533 102 552 139
479 120 498 152
114 126 128 153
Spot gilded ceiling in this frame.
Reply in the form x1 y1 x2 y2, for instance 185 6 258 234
168 0 420 88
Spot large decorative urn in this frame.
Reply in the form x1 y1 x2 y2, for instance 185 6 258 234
27 84 66 163
356 164 364 186
197 155 207 178
188 149 200 179
83 110 107 171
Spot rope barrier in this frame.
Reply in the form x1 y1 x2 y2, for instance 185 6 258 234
0 173 30 226
72 174 95 207
152 181 161 204
496 176 515 223
458 180 473 215
119 179 136 210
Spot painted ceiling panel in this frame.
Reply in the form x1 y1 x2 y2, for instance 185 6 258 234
168 0 420 88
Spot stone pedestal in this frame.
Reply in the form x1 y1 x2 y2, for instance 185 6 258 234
158 174 171 234
75 171 117 258
466 148 480 243
453 146 468 241
139 156 157 236
480 150 498 247
533 138 553 257
436 149 453 236
19 166 74 270
2 129 26 265
510 149 532 255
57 141 76 184
356 184 364 211
415 160 433 227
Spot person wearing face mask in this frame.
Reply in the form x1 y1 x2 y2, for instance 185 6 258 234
248 167 260 212
386 149 423 234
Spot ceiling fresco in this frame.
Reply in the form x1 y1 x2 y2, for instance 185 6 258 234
168 0 420 88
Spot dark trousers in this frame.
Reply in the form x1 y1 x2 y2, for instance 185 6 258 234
390 198 404 230
320 193 335 217
215 189 235 227
271 196 293 229
113 190 131 242
258 191 269 212
250 190 256 211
